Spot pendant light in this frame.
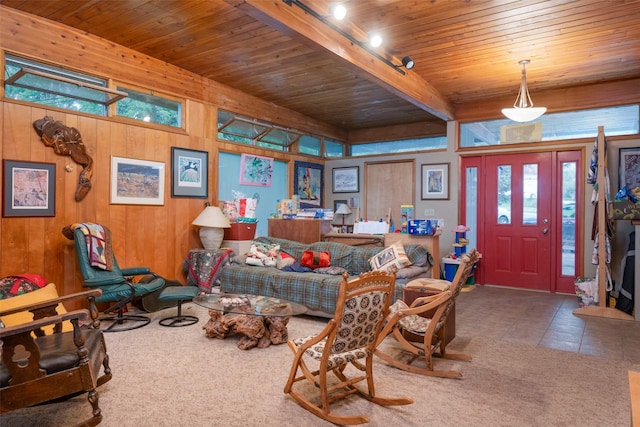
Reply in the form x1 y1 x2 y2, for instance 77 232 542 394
501 60 546 122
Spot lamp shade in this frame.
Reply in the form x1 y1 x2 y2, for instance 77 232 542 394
192 206 231 228
501 106 547 123
335 204 352 215
192 206 230 250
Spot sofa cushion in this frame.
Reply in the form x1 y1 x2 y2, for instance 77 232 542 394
369 241 412 273
276 251 296 270
300 250 331 269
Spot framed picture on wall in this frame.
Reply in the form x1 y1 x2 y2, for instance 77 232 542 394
332 166 359 193
333 199 348 212
421 163 449 200
294 160 323 208
110 156 165 205
239 154 274 186
171 147 208 198
619 147 640 191
2 160 56 217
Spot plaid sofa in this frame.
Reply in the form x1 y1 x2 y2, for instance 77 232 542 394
218 236 434 317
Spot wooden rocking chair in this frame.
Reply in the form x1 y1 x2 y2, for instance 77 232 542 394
0 288 112 426
283 271 413 425
375 249 480 379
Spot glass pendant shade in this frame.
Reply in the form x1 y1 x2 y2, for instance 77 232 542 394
502 60 546 123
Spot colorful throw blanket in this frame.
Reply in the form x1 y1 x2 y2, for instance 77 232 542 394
63 223 114 271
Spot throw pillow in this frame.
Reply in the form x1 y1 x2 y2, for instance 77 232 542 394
246 242 280 267
0 283 72 334
369 241 412 273
276 251 296 270
300 250 331 269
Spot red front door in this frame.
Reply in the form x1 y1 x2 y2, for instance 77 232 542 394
483 153 553 290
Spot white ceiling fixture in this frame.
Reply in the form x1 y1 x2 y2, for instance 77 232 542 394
502 60 547 122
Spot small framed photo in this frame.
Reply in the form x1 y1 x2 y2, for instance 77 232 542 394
239 154 273 186
332 166 359 193
333 199 348 212
294 161 323 208
171 147 208 198
3 160 55 217
111 156 165 205
421 163 449 200
619 147 640 191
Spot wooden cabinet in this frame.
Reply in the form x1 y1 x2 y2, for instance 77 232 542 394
268 219 332 244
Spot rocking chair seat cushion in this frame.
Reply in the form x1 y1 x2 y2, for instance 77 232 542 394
388 300 432 334
0 328 103 387
292 335 370 370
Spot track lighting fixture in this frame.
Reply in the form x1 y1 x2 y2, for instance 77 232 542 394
400 56 415 70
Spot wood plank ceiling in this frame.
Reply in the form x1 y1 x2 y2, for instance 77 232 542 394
2 0 639 141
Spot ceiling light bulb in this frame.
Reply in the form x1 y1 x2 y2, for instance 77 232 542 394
330 4 346 20
369 33 382 48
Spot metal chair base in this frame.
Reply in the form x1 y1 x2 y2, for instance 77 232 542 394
159 314 199 327
158 300 199 327
101 314 151 332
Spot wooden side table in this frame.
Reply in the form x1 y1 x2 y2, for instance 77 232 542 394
185 248 233 293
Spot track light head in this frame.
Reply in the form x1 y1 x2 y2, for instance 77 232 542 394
401 56 415 70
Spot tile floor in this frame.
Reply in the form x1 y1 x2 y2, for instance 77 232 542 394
454 285 640 363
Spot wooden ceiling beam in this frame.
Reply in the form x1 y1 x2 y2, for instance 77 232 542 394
227 0 454 121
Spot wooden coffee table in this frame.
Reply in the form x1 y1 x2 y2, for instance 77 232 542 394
193 293 307 350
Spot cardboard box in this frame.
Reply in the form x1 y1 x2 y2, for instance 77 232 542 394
223 222 256 241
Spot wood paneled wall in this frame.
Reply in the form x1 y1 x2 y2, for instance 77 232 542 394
0 10 327 306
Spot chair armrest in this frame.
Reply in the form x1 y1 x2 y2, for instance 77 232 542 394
0 309 90 337
401 291 452 316
0 289 102 318
120 267 151 276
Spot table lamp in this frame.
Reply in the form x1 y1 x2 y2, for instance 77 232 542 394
335 203 352 229
192 205 231 250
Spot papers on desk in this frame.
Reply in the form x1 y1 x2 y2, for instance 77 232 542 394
353 221 389 234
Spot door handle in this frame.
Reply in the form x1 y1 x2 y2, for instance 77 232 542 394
542 228 549 234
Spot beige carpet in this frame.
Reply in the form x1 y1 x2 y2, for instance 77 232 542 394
2 304 638 427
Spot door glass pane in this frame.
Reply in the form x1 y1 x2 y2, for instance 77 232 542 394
465 167 478 248
497 165 511 224
562 162 577 275
523 164 538 224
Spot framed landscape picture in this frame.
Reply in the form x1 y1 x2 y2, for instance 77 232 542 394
294 160 323 208
171 147 208 198
2 160 55 217
111 156 165 205
421 163 449 200
332 166 359 193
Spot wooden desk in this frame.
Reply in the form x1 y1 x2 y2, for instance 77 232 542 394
268 219 332 244
322 232 384 247
384 233 440 279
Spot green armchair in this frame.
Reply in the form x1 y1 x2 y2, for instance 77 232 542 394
71 226 165 332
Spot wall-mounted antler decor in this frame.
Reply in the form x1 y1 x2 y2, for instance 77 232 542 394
33 116 94 201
